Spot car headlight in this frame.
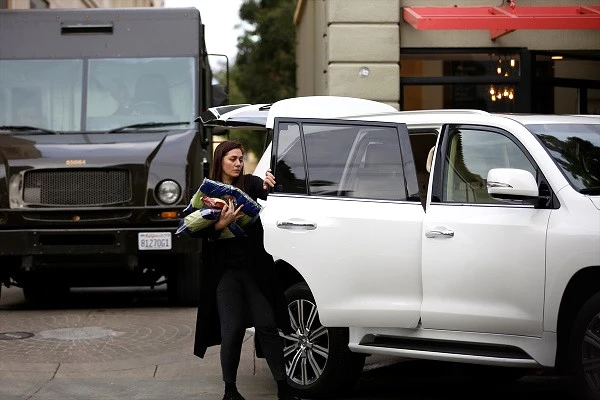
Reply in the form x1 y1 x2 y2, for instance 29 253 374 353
156 180 181 204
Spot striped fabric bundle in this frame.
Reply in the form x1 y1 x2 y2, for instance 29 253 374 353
176 178 262 239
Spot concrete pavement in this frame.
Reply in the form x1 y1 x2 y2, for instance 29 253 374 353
0 286 280 400
0 285 578 400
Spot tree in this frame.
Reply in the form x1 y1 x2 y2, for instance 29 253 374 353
235 0 296 103
213 64 266 166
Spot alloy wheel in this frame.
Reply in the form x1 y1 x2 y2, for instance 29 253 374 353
283 298 330 386
582 311 600 394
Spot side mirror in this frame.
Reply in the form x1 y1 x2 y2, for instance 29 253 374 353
487 168 539 205
211 84 229 107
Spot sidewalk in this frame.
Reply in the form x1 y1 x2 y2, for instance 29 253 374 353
0 286 277 400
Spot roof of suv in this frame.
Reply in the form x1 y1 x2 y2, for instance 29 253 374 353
200 96 398 129
498 114 600 125
199 96 600 129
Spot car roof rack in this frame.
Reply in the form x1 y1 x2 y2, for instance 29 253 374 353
396 109 490 115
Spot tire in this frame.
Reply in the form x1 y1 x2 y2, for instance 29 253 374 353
167 253 201 306
570 291 600 400
283 283 365 398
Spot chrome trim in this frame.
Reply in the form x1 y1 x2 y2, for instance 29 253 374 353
487 181 513 188
268 192 422 205
277 220 317 230
430 202 535 208
425 228 455 239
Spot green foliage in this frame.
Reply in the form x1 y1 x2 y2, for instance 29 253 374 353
213 65 265 161
230 129 269 169
209 0 295 164
235 0 296 104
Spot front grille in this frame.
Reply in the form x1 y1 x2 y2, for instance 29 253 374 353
23 169 132 206
23 210 132 222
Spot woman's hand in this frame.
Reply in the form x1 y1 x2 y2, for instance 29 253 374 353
214 198 243 231
263 169 276 190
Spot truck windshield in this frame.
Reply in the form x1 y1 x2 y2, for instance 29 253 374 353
528 123 600 194
0 57 196 133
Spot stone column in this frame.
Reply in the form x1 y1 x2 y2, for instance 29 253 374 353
327 0 400 109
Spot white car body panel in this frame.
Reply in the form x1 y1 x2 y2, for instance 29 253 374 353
264 96 397 128
348 327 557 367
253 142 271 179
544 186 600 332
261 194 424 327
589 195 600 210
421 202 549 337
219 98 599 373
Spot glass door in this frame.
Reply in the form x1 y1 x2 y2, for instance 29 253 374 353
532 51 600 114
400 48 528 113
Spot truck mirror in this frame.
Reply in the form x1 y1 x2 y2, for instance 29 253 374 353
212 84 229 107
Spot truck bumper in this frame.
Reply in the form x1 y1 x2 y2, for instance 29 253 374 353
0 227 200 256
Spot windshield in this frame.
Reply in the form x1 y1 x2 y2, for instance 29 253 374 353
0 57 196 133
528 123 600 193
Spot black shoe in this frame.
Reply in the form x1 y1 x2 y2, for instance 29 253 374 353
222 390 246 400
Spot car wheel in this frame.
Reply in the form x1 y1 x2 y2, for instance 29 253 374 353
570 291 600 400
283 283 365 397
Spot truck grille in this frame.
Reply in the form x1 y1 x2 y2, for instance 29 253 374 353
23 169 132 206
23 210 132 222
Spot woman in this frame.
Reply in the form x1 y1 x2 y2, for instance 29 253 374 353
189 140 299 400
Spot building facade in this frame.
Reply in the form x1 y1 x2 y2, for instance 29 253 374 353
2 0 163 9
295 0 600 114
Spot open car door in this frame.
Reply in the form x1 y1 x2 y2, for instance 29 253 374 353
200 97 423 328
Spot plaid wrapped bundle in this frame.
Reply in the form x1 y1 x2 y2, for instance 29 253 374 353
176 178 262 239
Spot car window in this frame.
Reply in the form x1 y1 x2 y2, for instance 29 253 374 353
528 123 600 193
275 122 307 194
340 127 406 200
275 122 407 200
303 124 361 196
442 128 535 204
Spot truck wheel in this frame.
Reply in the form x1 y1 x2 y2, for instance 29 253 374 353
167 253 201 306
284 283 365 397
570 291 600 400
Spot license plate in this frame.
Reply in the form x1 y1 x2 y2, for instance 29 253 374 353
138 232 172 250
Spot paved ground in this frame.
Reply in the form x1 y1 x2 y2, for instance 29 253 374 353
0 285 578 400
0 285 280 399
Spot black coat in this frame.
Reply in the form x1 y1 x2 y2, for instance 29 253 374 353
190 174 290 358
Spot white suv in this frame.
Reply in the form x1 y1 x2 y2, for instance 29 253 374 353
203 97 600 399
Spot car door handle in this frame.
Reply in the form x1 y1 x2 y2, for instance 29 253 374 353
425 228 454 238
277 220 317 230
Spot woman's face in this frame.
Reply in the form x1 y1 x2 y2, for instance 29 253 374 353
221 148 244 183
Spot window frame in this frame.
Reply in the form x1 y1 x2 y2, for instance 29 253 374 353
271 118 420 202
431 124 544 206
400 47 530 113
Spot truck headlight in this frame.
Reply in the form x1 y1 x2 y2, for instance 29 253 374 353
156 180 181 204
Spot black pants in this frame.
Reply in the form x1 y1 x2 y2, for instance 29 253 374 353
216 268 287 383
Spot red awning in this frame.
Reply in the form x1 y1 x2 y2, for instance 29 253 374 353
403 6 600 40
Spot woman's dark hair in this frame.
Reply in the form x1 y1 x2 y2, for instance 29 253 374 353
210 140 245 188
